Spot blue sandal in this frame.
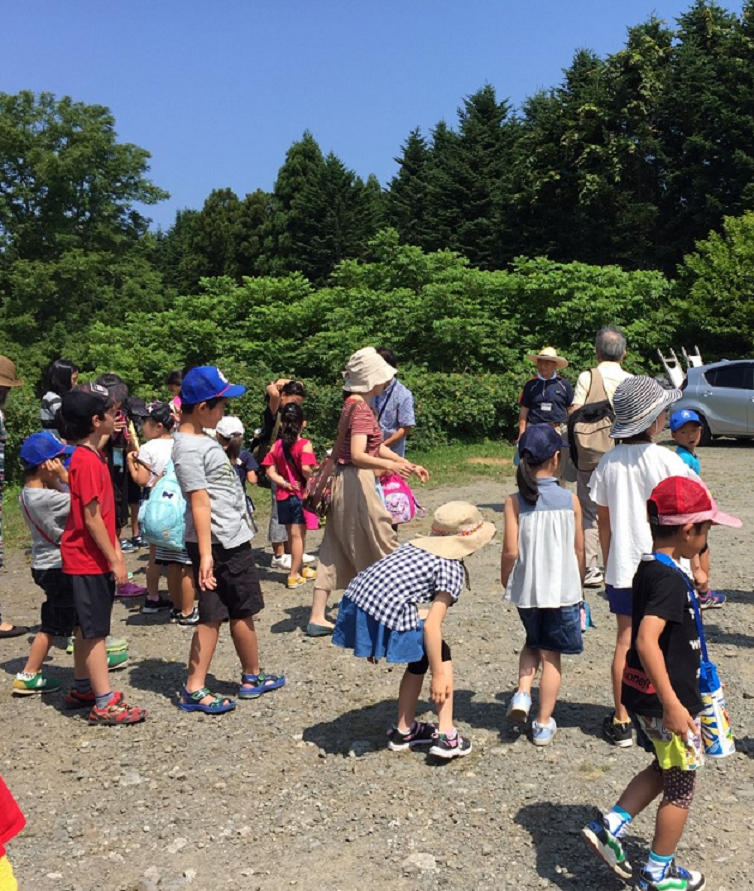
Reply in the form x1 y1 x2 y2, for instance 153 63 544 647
178 687 236 714
238 671 286 699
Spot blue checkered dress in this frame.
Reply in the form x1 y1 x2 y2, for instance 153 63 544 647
343 542 464 632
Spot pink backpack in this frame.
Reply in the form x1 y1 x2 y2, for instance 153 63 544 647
380 473 426 525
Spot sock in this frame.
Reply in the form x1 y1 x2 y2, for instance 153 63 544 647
613 714 630 726
442 728 457 740
396 722 416 735
604 805 633 839
95 691 115 710
73 677 92 693
16 671 38 681
645 850 673 881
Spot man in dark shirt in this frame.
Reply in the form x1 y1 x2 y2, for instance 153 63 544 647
582 476 740 891
517 347 573 439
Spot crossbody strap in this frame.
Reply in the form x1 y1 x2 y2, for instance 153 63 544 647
586 367 609 404
19 490 59 545
333 400 359 463
652 552 708 662
281 440 307 487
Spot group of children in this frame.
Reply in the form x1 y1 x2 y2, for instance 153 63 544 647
2 356 740 891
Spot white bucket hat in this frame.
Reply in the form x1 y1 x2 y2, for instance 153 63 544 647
342 347 395 393
412 501 496 560
528 346 568 369
215 415 245 438
611 376 682 439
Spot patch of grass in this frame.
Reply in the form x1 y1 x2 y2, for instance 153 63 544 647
409 440 516 489
2 484 31 552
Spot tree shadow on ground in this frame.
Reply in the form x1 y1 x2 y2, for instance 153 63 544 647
477 502 505 514
515 802 637 891
703 619 754 649
481 691 611 743
302 695 397 755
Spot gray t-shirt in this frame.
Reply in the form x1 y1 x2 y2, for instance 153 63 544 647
172 432 252 549
20 487 70 570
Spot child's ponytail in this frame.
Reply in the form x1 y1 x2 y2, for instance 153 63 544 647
280 402 305 449
516 452 540 505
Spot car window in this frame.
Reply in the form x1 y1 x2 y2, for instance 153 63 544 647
704 364 754 389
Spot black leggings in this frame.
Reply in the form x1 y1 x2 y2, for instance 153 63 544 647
407 640 451 675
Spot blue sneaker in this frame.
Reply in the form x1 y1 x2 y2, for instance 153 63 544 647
532 718 557 746
636 862 705 890
506 690 532 723
581 816 632 880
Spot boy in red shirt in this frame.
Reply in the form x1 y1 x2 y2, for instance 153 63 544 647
60 385 147 726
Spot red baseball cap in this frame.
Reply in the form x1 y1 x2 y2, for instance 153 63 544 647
648 477 741 528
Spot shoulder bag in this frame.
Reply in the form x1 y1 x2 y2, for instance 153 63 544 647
302 402 357 519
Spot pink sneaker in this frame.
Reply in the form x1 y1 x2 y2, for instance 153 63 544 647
117 582 148 598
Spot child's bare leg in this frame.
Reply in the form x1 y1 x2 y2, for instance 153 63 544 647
145 546 161 598
167 564 195 614
287 523 304 578
652 798 691 857
698 547 711 594
516 645 540 695
617 763 664 817
309 587 334 629
186 622 221 701
229 616 261 677
77 636 110 696
435 660 454 735
129 503 140 539
397 668 424 730
537 649 561 724
22 631 54 674
613 615 632 723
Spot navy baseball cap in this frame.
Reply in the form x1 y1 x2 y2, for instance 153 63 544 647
180 366 246 404
670 409 702 433
519 423 565 464
20 431 74 469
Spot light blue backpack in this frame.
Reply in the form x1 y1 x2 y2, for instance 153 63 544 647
139 460 186 550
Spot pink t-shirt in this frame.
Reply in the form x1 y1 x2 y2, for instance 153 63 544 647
262 438 317 501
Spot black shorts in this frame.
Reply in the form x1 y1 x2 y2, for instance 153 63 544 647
33 568 76 636
68 573 116 639
185 541 264 623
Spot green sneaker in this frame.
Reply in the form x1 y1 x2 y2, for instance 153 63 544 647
12 672 62 696
106 635 128 653
107 651 130 671
66 635 75 655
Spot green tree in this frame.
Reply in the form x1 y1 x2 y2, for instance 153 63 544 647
388 128 432 248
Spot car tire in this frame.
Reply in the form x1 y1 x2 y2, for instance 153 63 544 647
697 414 712 447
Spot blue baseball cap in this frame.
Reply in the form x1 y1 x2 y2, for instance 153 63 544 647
670 409 702 433
20 431 74 469
179 366 246 404
518 423 565 464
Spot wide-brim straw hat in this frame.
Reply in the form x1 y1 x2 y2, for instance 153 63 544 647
412 501 496 560
528 346 568 369
342 347 395 393
0 356 23 388
611 376 682 439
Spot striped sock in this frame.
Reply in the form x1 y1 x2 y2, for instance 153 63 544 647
645 850 674 881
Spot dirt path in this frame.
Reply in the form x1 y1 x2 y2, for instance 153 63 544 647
1 438 752 891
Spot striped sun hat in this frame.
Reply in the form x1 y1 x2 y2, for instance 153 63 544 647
610 376 682 439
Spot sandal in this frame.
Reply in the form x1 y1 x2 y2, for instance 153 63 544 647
238 670 286 699
178 687 236 714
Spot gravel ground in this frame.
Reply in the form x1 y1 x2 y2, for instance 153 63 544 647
1 438 753 891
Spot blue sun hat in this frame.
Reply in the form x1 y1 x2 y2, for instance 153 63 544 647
180 366 246 403
20 431 74 469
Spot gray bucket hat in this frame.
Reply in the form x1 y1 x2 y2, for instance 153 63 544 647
611 376 682 439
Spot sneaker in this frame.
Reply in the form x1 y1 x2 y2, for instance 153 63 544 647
302 553 316 565
177 607 200 627
603 713 633 748
532 718 557 746
271 554 292 571
130 535 148 549
169 607 182 623
387 720 437 751
287 575 306 589
301 566 317 581
88 694 147 726
635 862 705 891
140 596 172 614
584 566 604 588
428 731 472 759
66 635 75 655
12 672 62 696
698 590 726 610
106 635 128 653
117 581 148 598
581 816 633 880
64 687 96 709
119 539 136 553
107 651 130 672
506 690 532 723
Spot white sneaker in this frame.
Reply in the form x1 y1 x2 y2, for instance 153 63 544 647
271 554 292 570
302 553 316 565
584 566 604 588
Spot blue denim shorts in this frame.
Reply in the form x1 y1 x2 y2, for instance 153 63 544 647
606 584 633 617
517 604 583 654
277 495 305 526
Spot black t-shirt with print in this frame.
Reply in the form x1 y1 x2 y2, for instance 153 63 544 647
621 557 703 718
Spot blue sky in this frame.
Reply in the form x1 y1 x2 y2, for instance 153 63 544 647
1 1 744 229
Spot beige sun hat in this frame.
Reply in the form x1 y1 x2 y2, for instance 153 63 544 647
342 347 395 393
0 356 23 388
412 501 496 560
527 346 568 369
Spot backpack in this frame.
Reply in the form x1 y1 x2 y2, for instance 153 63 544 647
567 369 615 473
140 460 186 550
380 473 426 525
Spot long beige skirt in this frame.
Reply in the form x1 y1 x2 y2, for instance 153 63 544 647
316 465 398 592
